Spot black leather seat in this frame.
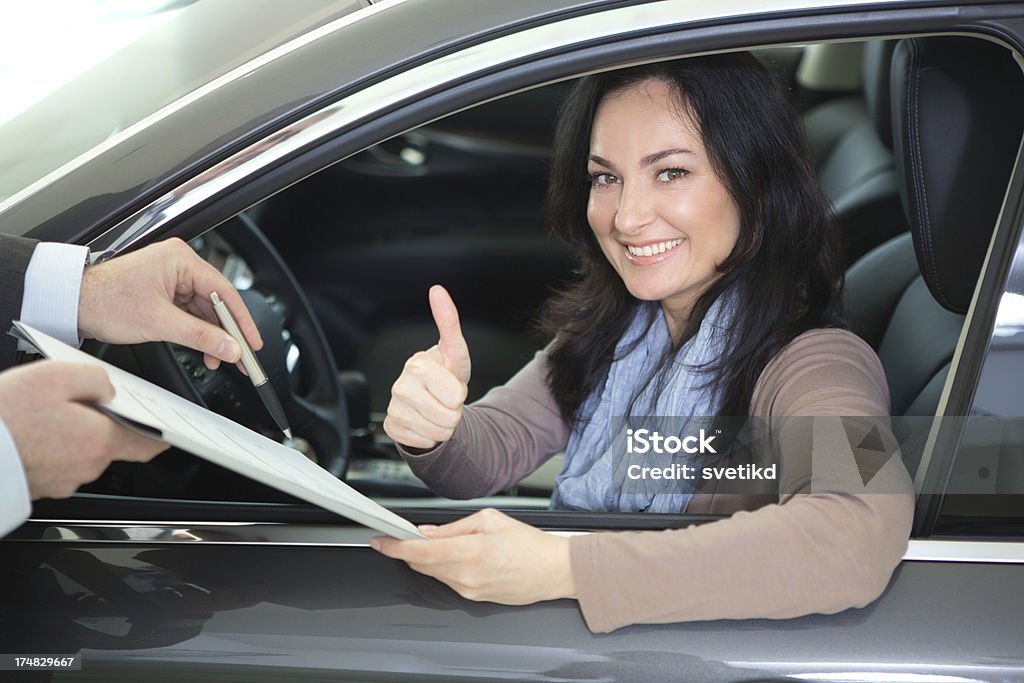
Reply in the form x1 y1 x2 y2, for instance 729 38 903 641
844 36 1024 435
804 40 905 265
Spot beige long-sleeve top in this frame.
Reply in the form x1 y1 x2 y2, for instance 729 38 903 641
399 328 916 633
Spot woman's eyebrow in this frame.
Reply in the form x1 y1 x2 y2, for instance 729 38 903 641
589 148 695 170
640 148 695 167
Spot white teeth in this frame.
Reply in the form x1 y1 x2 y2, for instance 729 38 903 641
627 239 683 257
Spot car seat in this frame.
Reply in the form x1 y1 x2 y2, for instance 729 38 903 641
843 36 1024 470
803 40 906 265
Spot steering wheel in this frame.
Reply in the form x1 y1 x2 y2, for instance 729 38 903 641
125 214 350 496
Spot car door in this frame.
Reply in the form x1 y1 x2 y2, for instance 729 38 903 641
3 1 1024 681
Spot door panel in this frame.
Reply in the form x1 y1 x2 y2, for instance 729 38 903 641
2 537 1022 681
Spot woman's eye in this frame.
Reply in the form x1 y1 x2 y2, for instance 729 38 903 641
587 171 618 188
656 168 689 183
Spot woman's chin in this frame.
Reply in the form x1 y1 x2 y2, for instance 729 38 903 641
623 282 683 303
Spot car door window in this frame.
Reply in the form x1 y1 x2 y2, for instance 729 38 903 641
935 237 1024 535
241 36 973 516
47 28 1019 538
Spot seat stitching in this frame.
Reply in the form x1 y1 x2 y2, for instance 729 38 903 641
908 42 950 309
906 48 925 278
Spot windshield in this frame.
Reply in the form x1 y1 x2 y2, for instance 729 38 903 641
0 0 364 212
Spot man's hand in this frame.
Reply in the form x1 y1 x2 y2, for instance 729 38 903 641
371 508 576 605
0 361 167 499
383 285 472 449
78 238 263 370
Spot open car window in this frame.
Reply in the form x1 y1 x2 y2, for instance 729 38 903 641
50 32 1020 542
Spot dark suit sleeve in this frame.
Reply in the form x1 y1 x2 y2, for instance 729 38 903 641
0 235 39 369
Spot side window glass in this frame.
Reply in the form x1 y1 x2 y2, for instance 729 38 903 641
939 241 1024 534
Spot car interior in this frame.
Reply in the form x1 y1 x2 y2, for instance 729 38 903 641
79 34 1024 514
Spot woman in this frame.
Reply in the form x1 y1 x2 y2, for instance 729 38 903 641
373 53 914 633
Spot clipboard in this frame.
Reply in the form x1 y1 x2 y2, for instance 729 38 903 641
10 321 424 540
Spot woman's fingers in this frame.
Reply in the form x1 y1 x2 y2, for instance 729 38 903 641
383 412 457 449
406 348 468 410
390 376 460 426
418 508 503 539
372 534 481 566
384 344 468 449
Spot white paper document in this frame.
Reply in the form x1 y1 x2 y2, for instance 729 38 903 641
12 321 423 540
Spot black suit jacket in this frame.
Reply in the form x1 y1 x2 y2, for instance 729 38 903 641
0 235 39 369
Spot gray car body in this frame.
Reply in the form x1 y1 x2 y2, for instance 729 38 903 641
2 0 1024 680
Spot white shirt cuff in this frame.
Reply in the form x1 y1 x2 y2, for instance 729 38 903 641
17 242 89 351
0 418 31 538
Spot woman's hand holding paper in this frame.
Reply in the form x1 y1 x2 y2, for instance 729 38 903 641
371 508 575 604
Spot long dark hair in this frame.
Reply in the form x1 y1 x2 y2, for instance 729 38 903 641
540 53 844 423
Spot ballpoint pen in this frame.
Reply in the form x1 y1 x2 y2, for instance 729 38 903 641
210 291 293 439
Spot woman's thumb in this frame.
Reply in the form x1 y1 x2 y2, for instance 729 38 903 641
428 285 471 383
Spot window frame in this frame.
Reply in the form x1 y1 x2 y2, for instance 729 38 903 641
15 1 1024 544
928 132 1024 537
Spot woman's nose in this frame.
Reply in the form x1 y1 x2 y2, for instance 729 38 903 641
613 182 655 235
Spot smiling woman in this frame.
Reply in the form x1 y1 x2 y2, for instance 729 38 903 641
376 53 914 632
585 79 741 334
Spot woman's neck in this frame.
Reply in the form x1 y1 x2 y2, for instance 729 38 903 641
660 303 690 343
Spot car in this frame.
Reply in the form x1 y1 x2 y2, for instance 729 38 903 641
2 0 1024 680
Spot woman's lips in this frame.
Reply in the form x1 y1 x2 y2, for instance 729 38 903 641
623 238 685 264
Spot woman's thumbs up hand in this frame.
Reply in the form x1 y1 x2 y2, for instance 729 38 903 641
383 286 471 450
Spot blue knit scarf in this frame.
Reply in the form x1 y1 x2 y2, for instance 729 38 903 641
551 293 735 513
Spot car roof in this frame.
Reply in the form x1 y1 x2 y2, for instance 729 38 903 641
0 0 969 244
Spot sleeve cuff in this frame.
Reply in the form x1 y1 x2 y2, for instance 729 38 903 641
18 242 89 351
569 533 619 633
0 418 31 537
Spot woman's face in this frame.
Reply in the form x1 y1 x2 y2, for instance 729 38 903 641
586 78 741 329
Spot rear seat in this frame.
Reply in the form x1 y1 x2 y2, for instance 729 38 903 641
803 40 905 265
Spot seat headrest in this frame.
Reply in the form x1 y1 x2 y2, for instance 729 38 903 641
891 37 1024 314
862 40 896 147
